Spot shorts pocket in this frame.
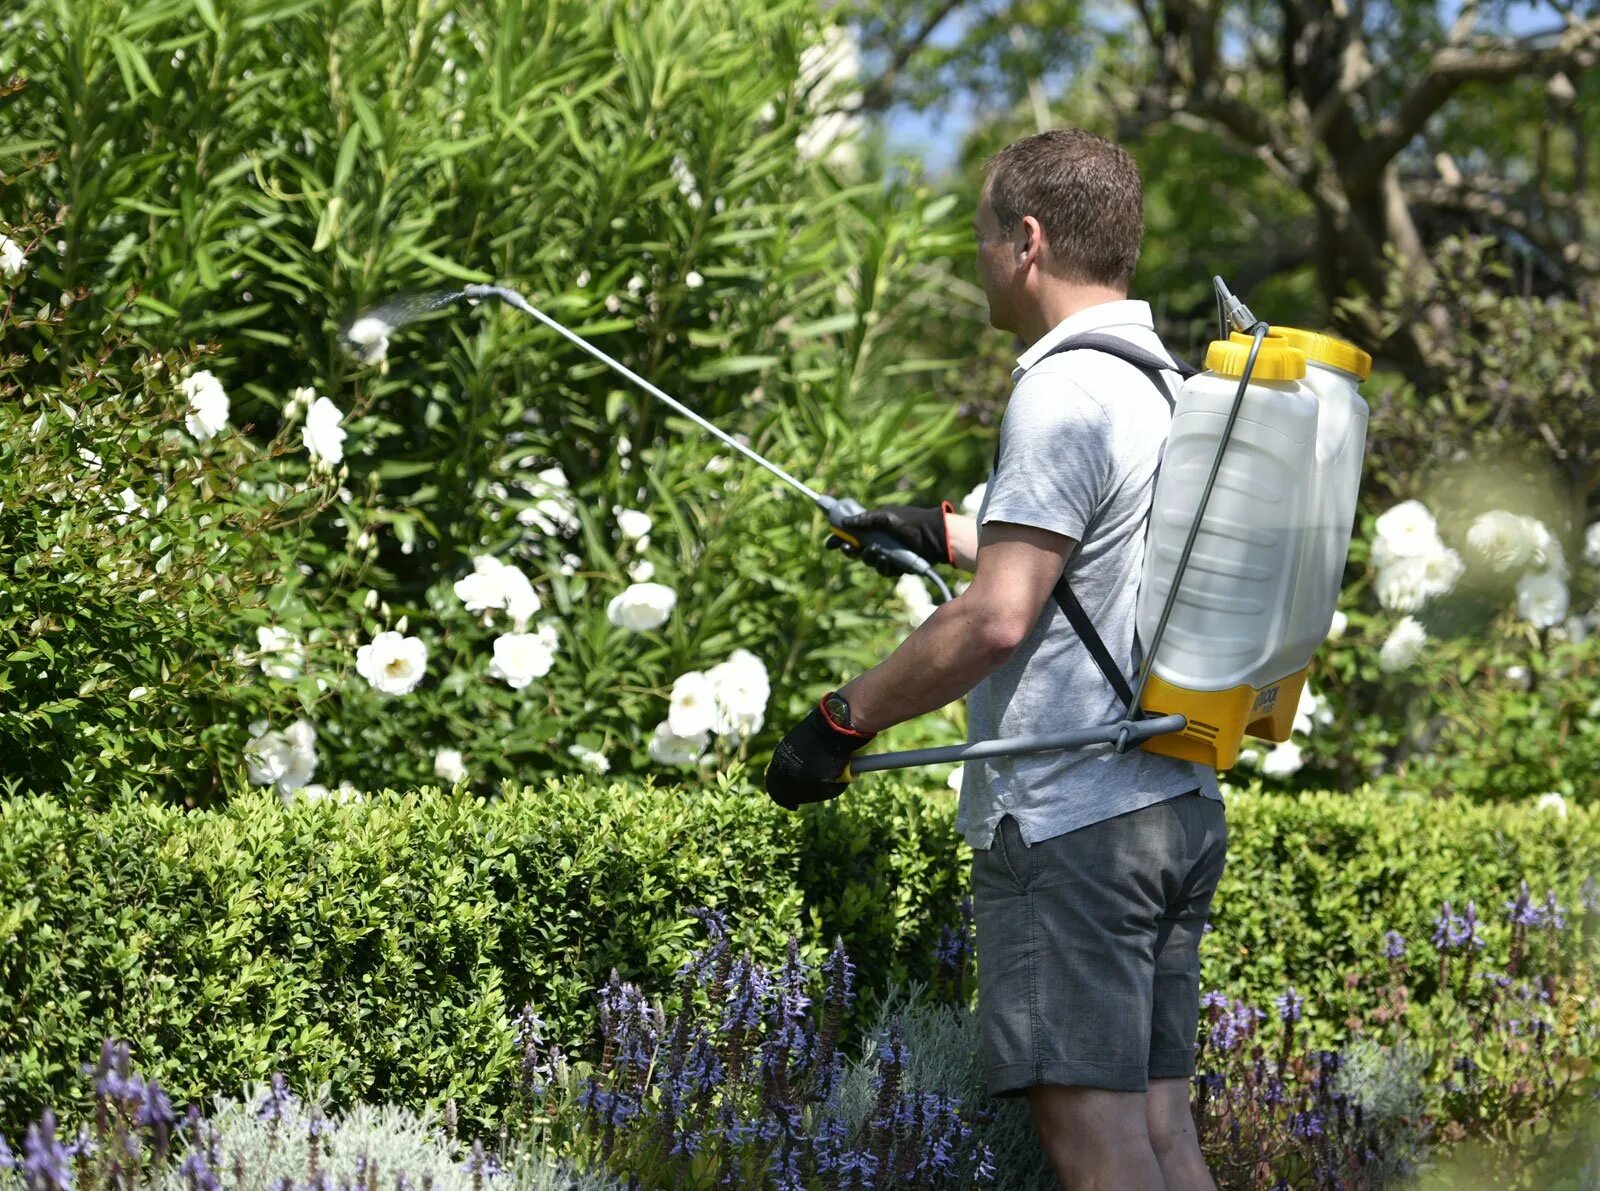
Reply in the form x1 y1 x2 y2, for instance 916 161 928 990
993 815 1035 890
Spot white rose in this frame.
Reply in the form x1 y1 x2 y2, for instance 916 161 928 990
1466 510 1535 572
648 720 708 766
1372 500 1440 565
181 369 231 441
1522 517 1567 579
434 748 467 784
628 559 655 582
617 509 652 541
1516 570 1569 629
895 574 936 627
1585 522 1600 569
245 718 318 794
1378 616 1427 672
0 234 27 282
1292 685 1334 737
302 395 347 469
256 625 305 680
1374 557 1430 613
489 625 559 690
607 582 677 632
517 472 580 536
1536 791 1568 818
706 652 771 741
344 316 391 365
1261 739 1304 777
355 630 428 695
669 670 717 737
1327 609 1348 639
288 385 316 415
947 765 963 793
959 481 987 517
567 744 610 774
1417 546 1464 601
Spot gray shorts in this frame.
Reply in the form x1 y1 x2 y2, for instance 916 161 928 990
971 790 1227 1096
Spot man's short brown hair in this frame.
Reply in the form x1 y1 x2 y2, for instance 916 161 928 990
984 128 1144 290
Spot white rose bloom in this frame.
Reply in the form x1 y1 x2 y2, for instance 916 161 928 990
1536 791 1568 818
669 670 717 737
617 508 652 541
256 625 305 680
1378 616 1427 672
607 582 677 632
568 744 611 774
181 369 231 441
288 385 316 415
1261 739 1304 777
648 720 709 766
302 395 347 469
1417 547 1464 601
355 630 429 695
489 624 559 690
434 748 467 784
1465 510 1535 572
1516 570 1569 629
959 481 987 517
0 234 27 282
706 454 732 474
1522 517 1567 579
1292 685 1334 737
947 765 963 793
344 316 391 365
1374 556 1430 613
245 718 318 795
455 555 541 629
1327 609 1348 639
896 573 936 627
628 559 656 582
1371 500 1440 568
517 468 580 537
1585 522 1600 568
707 651 771 741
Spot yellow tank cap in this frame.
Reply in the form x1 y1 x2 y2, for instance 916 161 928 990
1204 338 1306 381
1230 327 1372 380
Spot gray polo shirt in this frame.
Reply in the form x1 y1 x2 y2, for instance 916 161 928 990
957 300 1222 851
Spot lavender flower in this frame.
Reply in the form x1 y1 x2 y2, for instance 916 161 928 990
1544 890 1567 930
1383 930 1406 959
257 1074 297 1123
1274 986 1304 1024
0 1135 16 1172
1507 882 1545 927
22 1110 72 1191
1432 899 1486 951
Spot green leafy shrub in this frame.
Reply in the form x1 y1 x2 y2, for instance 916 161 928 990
5 776 1597 1142
0 772 967 1136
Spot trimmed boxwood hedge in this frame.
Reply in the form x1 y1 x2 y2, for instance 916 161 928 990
3 775 1596 1136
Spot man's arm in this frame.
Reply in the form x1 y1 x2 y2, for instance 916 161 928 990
836 520 1076 733
946 512 979 573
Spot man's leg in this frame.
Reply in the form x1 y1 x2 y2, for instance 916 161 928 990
1026 1084 1164 1191
1145 1077 1216 1190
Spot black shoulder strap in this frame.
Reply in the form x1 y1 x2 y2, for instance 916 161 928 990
1005 332 1192 712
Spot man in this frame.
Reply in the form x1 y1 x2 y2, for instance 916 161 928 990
764 128 1226 1191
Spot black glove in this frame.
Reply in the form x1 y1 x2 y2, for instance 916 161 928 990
764 697 876 811
825 501 954 576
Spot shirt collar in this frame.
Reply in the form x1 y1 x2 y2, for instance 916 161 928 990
1012 299 1156 380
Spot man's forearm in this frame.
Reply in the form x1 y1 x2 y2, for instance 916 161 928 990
947 512 979 573
836 591 1016 734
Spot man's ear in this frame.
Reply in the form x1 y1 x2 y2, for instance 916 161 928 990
1018 214 1044 264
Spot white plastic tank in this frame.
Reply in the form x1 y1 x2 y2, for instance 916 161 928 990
1252 327 1372 666
1134 335 1319 767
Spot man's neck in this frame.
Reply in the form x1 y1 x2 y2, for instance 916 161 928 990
1017 283 1129 347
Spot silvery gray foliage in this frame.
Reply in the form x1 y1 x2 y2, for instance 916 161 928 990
837 982 1055 1190
170 1087 616 1191
1331 1037 1434 1183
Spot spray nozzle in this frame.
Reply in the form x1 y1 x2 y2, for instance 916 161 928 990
1211 276 1265 337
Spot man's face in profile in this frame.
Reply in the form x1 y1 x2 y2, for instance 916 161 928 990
973 182 1018 335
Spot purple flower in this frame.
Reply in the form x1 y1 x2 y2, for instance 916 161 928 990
1199 990 1229 1012
22 1111 73 1191
257 1074 296 1123
1290 1111 1325 1139
0 1135 16 1172
1383 930 1406 959
1274 986 1304 1024
1506 883 1544 927
460 1140 500 1181
1432 900 1485 951
1544 890 1567 930
179 1148 221 1191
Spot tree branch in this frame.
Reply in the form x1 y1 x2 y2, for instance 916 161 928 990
1348 16 1600 194
855 0 967 112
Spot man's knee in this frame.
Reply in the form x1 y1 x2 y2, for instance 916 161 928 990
1027 1084 1152 1162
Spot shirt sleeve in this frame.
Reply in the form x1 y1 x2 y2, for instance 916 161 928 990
980 373 1111 543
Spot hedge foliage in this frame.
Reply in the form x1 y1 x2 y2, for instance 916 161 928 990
3 778 1596 1137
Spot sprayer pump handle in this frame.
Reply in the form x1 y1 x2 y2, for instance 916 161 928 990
819 495 937 579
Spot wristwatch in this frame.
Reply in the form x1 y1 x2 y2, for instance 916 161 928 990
821 690 871 738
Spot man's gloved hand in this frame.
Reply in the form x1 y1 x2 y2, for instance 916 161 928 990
826 501 955 576
764 695 877 810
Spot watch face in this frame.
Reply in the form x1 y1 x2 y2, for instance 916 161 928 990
823 692 852 728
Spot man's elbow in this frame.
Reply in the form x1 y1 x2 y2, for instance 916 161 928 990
972 607 1031 659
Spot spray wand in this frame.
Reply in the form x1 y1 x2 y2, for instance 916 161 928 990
342 284 952 601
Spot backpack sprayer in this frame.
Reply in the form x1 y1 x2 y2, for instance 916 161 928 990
344 276 1370 778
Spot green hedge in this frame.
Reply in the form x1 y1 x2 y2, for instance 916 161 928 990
4 778 1597 1135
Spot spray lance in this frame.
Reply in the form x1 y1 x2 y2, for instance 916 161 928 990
341 284 952 601
344 276 1272 779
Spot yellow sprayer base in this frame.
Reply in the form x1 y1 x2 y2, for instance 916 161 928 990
1139 667 1310 770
